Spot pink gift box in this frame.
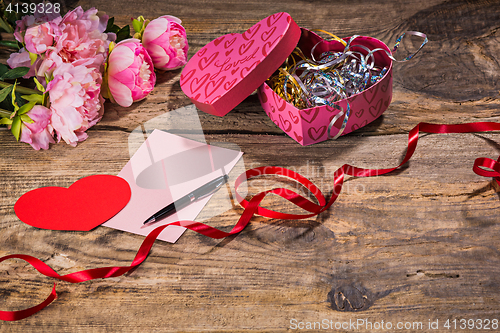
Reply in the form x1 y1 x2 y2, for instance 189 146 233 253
180 12 393 145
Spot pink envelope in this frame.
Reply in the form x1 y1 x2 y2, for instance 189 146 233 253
103 129 243 243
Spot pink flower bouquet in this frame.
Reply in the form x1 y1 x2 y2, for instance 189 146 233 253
0 7 189 150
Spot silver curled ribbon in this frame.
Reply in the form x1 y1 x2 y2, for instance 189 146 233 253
269 30 428 141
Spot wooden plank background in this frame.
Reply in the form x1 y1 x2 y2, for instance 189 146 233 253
1 0 500 331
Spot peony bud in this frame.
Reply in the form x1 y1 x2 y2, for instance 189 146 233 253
142 15 188 70
103 39 156 107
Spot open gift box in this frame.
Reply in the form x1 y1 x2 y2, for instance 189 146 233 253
180 12 392 146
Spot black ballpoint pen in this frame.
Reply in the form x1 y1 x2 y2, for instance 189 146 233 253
143 174 229 225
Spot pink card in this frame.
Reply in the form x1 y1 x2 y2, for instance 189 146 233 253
103 129 243 243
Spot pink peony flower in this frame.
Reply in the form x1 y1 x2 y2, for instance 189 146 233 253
47 61 104 146
13 12 62 46
142 15 188 70
19 105 55 150
5 6 119 149
56 6 113 65
104 39 156 107
24 21 58 54
35 48 63 78
8 6 114 86
7 49 38 78
36 48 105 79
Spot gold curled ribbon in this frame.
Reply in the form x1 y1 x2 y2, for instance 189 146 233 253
312 29 347 47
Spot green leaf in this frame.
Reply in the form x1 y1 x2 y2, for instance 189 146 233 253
33 77 45 93
109 25 120 34
105 17 121 34
11 116 21 141
0 88 25 114
0 85 13 103
18 101 36 115
0 40 19 48
21 94 43 104
116 25 131 43
0 107 12 118
132 19 142 33
11 81 19 113
106 17 115 31
20 114 34 124
4 8 22 29
2 67 30 80
0 63 9 77
0 17 13 33
0 117 12 125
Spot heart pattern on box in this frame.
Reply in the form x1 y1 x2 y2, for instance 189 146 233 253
289 111 299 124
351 120 368 131
180 12 300 116
293 131 303 142
355 109 364 118
300 107 319 123
272 86 288 112
369 98 384 118
308 126 327 141
14 175 131 231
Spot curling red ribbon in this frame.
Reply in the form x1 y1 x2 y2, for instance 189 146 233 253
2 121 500 321
473 156 500 186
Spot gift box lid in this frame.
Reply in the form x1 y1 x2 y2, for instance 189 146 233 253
180 12 301 117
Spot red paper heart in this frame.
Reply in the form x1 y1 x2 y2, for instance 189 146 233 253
14 175 131 231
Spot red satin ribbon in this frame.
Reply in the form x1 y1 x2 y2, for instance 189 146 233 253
1 121 500 321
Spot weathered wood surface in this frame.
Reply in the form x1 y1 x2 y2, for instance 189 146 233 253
1 0 500 331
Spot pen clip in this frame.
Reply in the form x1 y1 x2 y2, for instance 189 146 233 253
196 175 228 200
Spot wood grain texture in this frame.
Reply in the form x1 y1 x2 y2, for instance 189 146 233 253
1 0 500 331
